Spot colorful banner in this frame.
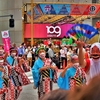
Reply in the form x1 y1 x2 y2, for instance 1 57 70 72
70 4 100 15
70 4 82 15
27 4 70 17
1 30 10 54
27 4 100 17
83 4 100 15
39 4 70 15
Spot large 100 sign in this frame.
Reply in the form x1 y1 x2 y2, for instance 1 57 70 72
46 26 61 37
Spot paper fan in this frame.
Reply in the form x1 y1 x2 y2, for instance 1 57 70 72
66 24 98 40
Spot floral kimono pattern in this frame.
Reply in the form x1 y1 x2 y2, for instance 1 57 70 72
57 64 86 90
32 58 57 99
14 64 30 86
0 63 22 100
6 56 30 87
6 56 30 100
69 66 86 90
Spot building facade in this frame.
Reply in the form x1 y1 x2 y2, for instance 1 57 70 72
0 0 99 45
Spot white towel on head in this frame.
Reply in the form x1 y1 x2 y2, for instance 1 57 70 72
90 42 100 53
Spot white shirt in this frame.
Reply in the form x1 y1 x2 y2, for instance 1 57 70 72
27 50 32 58
60 49 66 58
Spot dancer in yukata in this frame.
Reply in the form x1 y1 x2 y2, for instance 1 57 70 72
57 54 86 90
32 47 57 99
0 51 17 100
6 47 30 99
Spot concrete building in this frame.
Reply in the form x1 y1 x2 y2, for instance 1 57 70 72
0 0 99 45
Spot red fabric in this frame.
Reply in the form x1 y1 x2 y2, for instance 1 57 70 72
84 59 90 73
19 74 31 85
53 41 61 45
22 62 30 72
15 65 31 86
44 78 50 93
0 88 7 94
70 66 86 90
8 79 15 100
95 21 100 28
17 58 30 72
43 40 48 46
44 58 51 66
57 41 61 45
85 53 89 59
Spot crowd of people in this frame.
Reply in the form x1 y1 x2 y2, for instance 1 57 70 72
0 39 100 100
39 40 100 100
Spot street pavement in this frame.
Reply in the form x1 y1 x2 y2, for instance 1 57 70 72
18 70 62 100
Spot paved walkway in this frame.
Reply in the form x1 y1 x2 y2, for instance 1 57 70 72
18 69 63 100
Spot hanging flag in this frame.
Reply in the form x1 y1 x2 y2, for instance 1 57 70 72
1 30 11 54
70 4 82 15
66 24 98 40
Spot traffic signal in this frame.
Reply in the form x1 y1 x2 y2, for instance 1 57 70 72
9 18 14 28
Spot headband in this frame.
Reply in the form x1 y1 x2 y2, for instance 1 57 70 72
90 42 100 53
36 47 45 55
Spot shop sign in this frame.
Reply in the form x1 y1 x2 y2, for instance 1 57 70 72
89 5 96 14
46 26 61 37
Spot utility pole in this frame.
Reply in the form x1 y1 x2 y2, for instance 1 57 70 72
31 0 34 46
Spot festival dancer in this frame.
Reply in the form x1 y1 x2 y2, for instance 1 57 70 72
0 51 17 100
6 47 30 99
32 47 57 99
57 54 86 90
77 41 100 82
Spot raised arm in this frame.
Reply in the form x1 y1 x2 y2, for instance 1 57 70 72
60 62 73 77
76 41 86 68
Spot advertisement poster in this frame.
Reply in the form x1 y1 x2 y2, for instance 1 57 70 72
24 24 74 38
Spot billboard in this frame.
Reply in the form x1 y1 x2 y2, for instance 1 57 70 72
24 24 74 38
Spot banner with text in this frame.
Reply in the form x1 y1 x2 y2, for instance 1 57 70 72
24 24 74 38
1 30 10 54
